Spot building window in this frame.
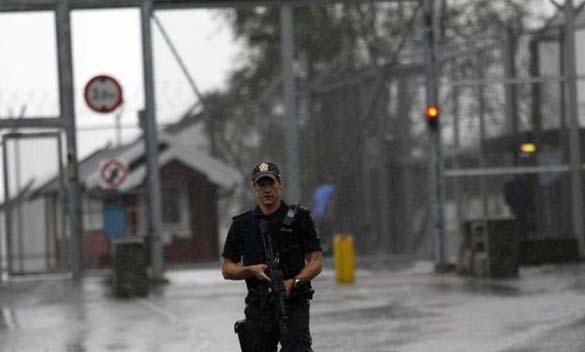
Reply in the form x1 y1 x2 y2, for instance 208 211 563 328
162 186 181 224
83 197 103 231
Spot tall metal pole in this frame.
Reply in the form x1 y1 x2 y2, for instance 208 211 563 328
141 0 165 281
423 0 448 271
57 133 67 271
115 106 123 147
15 134 24 273
0 197 3 282
0 183 3 283
477 52 489 225
504 26 519 137
564 0 585 257
2 137 13 279
56 1 83 283
450 60 463 252
280 4 301 203
15 107 27 274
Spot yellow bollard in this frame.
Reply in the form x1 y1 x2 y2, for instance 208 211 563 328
333 233 355 284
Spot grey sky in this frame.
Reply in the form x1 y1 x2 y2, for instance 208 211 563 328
0 8 240 196
0 8 239 151
0 1 559 198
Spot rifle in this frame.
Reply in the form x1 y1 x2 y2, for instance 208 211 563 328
259 218 288 343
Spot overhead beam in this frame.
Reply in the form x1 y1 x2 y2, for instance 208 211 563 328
0 0 408 12
2 131 61 139
0 118 63 129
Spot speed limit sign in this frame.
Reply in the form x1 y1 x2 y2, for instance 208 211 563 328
84 75 123 114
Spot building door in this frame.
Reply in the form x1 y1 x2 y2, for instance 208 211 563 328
103 200 127 239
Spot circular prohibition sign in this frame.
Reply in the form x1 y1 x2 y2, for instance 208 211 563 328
84 75 124 114
100 159 129 188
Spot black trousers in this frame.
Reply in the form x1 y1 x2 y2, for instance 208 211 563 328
244 293 313 352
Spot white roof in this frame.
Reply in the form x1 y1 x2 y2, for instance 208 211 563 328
85 132 242 191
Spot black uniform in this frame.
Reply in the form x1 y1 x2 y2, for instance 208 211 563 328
222 202 321 352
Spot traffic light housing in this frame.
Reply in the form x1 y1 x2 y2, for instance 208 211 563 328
425 105 440 129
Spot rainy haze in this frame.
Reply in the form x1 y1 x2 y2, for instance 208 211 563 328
1 1 585 352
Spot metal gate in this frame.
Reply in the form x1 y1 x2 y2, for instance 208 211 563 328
2 132 68 276
306 17 585 262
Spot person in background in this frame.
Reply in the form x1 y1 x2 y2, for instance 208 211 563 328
312 183 336 255
504 174 536 239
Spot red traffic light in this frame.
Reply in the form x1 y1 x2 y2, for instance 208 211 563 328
426 105 440 119
425 105 440 128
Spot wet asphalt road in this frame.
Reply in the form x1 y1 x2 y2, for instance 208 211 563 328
1 260 585 352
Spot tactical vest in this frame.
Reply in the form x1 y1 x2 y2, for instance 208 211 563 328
274 204 305 279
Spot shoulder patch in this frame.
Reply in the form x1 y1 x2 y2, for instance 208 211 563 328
232 210 253 222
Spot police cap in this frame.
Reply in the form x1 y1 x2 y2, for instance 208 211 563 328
251 161 281 183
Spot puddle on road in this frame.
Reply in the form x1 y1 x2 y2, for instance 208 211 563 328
429 280 524 297
66 341 89 352
312 302 444 352
316 302 436 321
105 341 130 351
569 279 585 293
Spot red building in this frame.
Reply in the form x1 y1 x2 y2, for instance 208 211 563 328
30 131 241 270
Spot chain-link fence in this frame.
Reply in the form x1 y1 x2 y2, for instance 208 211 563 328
1 2 582 277
299 19 584 264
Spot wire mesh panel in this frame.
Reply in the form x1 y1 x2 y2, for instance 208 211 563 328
299 18 585 263
306 66 432 257
0 1 579 272
441 27 584 264
1 133 68 275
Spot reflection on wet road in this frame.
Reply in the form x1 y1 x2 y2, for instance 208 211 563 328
1 262 585 352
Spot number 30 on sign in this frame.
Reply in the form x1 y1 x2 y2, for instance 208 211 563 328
84 75 124 114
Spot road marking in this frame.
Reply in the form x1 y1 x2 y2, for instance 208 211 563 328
137 299 214 351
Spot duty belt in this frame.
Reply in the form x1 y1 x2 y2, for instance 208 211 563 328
246 283 314 305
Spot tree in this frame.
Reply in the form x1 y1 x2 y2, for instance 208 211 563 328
202 0 544 210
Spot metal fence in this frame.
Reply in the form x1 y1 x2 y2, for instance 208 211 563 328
303 21 585 262
1 1 583 283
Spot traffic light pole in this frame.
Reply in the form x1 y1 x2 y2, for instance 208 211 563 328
564 0 585 257
423 0 448 271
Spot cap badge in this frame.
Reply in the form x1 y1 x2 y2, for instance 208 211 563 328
259 162 269 172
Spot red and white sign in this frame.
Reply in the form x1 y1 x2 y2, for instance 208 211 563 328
99 159 129 189
84 75 123 114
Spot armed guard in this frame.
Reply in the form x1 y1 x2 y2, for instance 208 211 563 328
222 161 323 352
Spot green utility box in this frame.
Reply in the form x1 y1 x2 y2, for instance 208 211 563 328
112 236 149 297
458 219 519 279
